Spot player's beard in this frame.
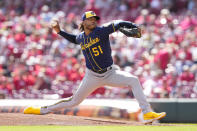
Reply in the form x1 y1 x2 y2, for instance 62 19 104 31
83 20 97 30
86 24 96 31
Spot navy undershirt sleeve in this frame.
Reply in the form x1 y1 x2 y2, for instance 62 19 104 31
58 30 78 44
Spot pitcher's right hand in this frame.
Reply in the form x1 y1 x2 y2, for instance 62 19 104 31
51 19 61 34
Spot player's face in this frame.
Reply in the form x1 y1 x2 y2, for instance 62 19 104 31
83 17 97 30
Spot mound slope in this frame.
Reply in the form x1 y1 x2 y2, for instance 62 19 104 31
0 113 139 126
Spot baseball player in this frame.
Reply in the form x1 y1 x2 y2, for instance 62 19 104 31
24 11 166 124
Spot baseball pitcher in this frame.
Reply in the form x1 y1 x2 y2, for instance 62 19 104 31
24 11 166 124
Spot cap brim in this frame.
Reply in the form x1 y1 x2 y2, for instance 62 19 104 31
94 16 100 20
84 16 100 21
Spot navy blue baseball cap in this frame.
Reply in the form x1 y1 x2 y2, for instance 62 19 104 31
82 11 100 21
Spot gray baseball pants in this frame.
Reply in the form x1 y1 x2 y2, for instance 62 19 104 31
41 65 152 114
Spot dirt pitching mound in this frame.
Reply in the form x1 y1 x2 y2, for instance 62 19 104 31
0 113 192 126
0 113 142 126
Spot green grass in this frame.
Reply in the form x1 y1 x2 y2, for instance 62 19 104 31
1 125 197 131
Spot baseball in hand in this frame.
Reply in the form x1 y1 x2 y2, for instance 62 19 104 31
51 20 58 27
50 19 61 33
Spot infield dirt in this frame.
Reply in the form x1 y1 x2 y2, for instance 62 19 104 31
0 113 192 126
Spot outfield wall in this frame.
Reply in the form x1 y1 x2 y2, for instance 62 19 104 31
149 98 197 123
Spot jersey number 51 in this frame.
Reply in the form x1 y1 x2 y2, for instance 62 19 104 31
92 45 103 56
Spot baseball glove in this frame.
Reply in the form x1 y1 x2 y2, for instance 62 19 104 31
119 27 142 38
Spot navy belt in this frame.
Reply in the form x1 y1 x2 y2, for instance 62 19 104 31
92 66 112 74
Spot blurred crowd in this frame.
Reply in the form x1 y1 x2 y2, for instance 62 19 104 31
0 0 197 99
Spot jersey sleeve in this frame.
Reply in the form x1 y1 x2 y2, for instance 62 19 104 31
100 20 138 36
100 22 119 35
58 31 79 44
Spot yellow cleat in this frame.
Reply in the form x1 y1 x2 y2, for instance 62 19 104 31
143 112 166 124
24 107 41 115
